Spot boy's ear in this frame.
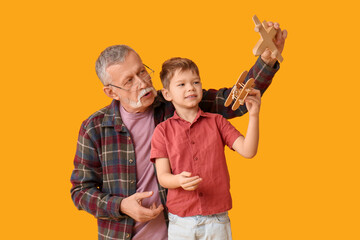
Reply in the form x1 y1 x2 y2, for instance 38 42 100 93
103 86 120 100
161 88 172 101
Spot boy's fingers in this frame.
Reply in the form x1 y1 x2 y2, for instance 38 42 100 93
248 89 261 99
245 96 260 105
182 178 202 189
183 176 200 184
180 171 192 177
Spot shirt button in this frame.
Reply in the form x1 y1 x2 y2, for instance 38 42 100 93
128 136 131 140
194 157 198 161
126 233 130 239
199 192 203 197
191 141 195 144
130 180 135 184
129 159 134 163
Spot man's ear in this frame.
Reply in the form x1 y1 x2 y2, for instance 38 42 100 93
161 88 172 101
103 86 120 100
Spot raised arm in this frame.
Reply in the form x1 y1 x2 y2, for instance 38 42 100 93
200 21 286 119
232 89 261 158
199 56 278 119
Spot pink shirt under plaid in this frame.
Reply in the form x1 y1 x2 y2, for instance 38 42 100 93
151 109 242 217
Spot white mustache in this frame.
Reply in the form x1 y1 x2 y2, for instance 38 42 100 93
137 87 157 101
125 87 157 108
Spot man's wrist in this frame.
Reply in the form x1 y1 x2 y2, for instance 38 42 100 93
261 57 277 68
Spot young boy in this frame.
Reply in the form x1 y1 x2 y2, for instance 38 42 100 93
150 57 261 239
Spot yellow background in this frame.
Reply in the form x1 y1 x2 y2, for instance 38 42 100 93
1 0 359 239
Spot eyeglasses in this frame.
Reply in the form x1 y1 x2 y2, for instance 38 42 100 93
107 64 154 92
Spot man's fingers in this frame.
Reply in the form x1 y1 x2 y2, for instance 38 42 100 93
276 28 282 44
135 191 153 201
282 29 288 39
120 193 165 222
137 204 164 222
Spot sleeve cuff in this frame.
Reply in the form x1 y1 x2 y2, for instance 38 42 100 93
257 56 280 73
108 196 127 219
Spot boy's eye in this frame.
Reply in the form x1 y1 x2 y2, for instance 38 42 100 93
177 83 184 87
194 81 200 84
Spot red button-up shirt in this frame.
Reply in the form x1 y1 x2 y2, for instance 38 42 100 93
151 109 242 217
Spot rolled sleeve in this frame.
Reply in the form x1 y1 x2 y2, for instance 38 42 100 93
217 115 243 150
150 124 169 162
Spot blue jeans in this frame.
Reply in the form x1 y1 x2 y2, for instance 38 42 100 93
168 212 232 240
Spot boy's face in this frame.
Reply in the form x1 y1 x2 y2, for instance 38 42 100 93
162 69 203 111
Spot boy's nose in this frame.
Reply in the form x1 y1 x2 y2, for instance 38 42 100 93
187 83 195 91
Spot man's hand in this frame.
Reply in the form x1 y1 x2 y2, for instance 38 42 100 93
245 89 261 117
177 171 202 191
120 191 164 222
261 21 288 67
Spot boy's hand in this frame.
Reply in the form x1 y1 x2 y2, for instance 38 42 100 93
261 21 287 67
177 171 202 191
245 89 261 117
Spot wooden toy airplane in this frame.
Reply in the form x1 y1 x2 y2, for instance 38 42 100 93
252 15 283 62
224 71 255 111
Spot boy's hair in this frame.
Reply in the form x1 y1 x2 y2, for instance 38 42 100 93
160 57 200 89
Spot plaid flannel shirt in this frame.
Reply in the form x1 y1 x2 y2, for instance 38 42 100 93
70 57 279 240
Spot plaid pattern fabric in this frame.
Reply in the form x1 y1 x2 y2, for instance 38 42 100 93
70 57 279 240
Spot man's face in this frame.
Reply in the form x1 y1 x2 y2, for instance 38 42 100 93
104 51 157 113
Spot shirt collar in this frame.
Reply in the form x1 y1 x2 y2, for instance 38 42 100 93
101 100 126 132
172 108 208 123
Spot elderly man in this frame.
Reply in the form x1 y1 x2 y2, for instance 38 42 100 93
71 23 286 240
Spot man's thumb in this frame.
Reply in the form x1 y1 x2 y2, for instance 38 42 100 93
136 191 153 200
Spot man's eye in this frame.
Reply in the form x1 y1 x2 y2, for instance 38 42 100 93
139 69 146 76
125 78 133 85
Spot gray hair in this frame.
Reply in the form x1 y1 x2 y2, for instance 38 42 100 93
95 45 137 85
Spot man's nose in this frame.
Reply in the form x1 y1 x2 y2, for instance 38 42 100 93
135 75 149 89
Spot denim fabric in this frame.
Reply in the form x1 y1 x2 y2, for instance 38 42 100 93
168 212 232 240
